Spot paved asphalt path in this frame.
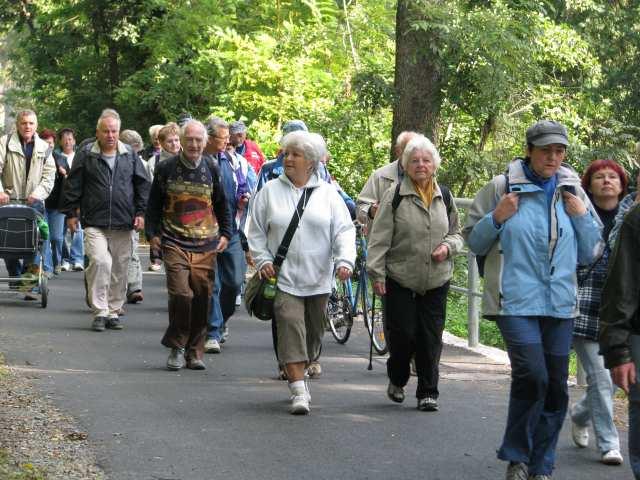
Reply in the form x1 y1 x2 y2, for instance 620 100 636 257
0 262 629 480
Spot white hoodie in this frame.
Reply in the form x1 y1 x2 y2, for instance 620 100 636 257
247 172 356 296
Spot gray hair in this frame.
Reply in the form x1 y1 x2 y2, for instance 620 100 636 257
120 129 144 152
96 108 121 130
180 119 208 143
281 131 327 173
148 124 163 141
394 130 419 158
205 116 229 137
401 135 442 171
16 109 37 124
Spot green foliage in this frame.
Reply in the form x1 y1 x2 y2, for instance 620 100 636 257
3 0 640 199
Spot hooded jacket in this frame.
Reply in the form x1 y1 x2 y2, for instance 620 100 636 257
463 158 603 318
247 172 356 297
0 133 56 201
61 140 150 230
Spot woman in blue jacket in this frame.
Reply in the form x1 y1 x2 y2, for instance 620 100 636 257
463 120 603 480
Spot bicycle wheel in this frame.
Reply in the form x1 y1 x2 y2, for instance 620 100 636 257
362 276 388 355
327 278 353 344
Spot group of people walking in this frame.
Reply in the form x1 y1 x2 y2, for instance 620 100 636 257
1 110 639 479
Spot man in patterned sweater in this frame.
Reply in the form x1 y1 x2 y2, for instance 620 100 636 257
146 120 232 371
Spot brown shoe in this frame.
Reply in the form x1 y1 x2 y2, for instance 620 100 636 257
186 358 206 370
127 291 143 304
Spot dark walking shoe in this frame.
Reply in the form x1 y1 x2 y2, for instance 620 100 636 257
386 382 405 403
106 317 124 330
505 462 528 480
186 358 206 370
127 290 143 304
92 317 106 332
167 348 185 371
417 396 438 412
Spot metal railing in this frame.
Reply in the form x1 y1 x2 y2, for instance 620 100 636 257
449 198 482 348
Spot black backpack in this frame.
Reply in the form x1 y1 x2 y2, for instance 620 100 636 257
475 172 511 277
391 181 452 221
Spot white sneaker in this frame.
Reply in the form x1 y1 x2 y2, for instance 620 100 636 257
571 418 589 448
601 449 623 465
235 293 241 306
204 338 221 354
289 382 311 415
306 361 322 378
72 263 84 271
149 262 162 272
60 261 71 272
290 394 310 415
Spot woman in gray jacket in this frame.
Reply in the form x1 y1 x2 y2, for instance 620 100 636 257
367 134 463 412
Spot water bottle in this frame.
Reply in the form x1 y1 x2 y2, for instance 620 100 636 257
263 277 277 299
36 217 49 240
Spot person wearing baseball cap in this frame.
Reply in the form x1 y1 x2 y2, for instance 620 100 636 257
463 120 603 479
229 120 266 174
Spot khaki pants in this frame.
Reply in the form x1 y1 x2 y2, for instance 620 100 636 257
161 244 216 361
273 290 329 365
84 227 133 318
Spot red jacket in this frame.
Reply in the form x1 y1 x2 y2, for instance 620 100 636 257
239 139 265 173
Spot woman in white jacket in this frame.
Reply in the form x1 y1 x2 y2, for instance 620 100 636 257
247 130 356 415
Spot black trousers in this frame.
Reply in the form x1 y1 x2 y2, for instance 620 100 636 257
385 277 449 399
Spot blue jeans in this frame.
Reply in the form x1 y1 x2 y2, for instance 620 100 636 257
629 335 640 479
496 316 573 476
571 337 620 453
4 201 45 277
62 220 84 265
207 233 246 341
43 208 66 272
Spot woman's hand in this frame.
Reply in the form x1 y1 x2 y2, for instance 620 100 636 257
492 193 519 225
563 191 587 217
336 266 351 281
373 281 386 296
431 243 449 263
260 263 276 279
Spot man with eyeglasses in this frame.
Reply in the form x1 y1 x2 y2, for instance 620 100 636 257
203 117 249 354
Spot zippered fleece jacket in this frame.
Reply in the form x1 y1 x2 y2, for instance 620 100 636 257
599 203 640 369
247 172 356 297
463 159 603 319
0 133 56 201
61 140 150 230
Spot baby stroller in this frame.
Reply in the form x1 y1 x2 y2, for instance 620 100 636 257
0 203 48 307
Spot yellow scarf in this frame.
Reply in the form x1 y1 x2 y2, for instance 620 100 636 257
412 177 435 207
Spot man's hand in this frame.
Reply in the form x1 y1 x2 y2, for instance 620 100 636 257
260 262 276 279
67 217 79 233
245 251 255 267
150 236 161 254
26 195 40 206
215 236 229 253
611 362 637 395
563 191 587 217
493 193 519 225
133 216 145 232
369 203 379 219
431 243 449 263
58 166 67 176
0 192 9 205
373 281 386 296
336 266 352 281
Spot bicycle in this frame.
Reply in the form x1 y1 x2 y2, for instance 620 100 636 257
327 222 387 355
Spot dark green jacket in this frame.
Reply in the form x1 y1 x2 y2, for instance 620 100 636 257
599 203 640 368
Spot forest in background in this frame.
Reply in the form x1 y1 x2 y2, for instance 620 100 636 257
2 0 640 198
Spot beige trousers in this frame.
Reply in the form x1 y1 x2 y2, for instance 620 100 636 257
84 227 132 318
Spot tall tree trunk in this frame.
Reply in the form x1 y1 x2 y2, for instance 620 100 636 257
107 41 119 102
391 0 443 161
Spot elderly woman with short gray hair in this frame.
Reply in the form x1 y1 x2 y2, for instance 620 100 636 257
367 134 463 412
247 130 356 415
